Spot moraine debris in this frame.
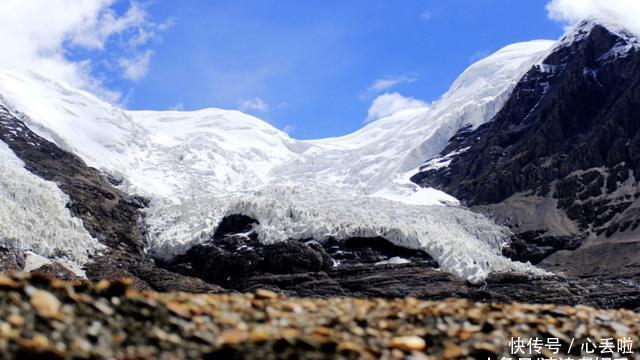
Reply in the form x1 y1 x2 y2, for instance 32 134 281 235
0 273 638 359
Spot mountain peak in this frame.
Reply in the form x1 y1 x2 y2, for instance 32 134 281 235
560 17 639 47
541 17 640 68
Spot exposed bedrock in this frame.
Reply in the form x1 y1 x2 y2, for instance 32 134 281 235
0 247 25 273
162 215 438 289
501 230 583 265
412 23 640 275
159 215 640 309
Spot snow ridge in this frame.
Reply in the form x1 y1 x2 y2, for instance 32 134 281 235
289 40 555 203
0 39 557 282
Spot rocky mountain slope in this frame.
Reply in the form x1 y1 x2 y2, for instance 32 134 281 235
412 21 640 281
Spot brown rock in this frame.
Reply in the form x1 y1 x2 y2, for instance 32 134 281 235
0 274 19 289
389 336 426 352
255 289 278 300
166 301 191 318
337 341 375 360
21 334 50 349
30 290 61 317
217 330 249 345
8 314 24 327
443 343 465 359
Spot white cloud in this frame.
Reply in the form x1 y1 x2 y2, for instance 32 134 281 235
366 92 428 123
546 0 640 35
239 97 270 113
364 75 416 96
0 0 166 102
119 50 153 81
70 1 148 49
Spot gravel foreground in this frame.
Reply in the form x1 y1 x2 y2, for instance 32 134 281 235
0 273 639 359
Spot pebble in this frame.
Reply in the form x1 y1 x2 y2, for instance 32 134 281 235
69 337 92 353
93 300 114 316
217 330 249 345
442 343 464 359
22 334 49 349
7 315 23 328
0 275 19 289
166 301 191 318
255 289 278 300
30 290 61 317
389 336 426 351
467 308 484 322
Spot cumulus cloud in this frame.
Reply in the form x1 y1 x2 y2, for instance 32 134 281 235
366 92 428 123
363 75 416 98
239 97 270 113
546 0 640 35
0 0 167 101
119 50 153 81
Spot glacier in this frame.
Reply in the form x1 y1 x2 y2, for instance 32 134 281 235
0 140 103 269
0 39 555 282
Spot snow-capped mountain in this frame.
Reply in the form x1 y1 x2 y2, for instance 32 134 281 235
413 20 640 280
0 38 553 202
0 38 555 283
275 40 554 201
10 19 639 288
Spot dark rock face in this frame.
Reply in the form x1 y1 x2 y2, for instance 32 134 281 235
413 23 640 267
213 214 258 239
164 215 437 290
477 273 640 310
501 231 583 265
0 247 25 273
31 263 79 281
238 264 468 299
85 249 225 293
163 215 442 294
168 237 333 288
323 237 438 267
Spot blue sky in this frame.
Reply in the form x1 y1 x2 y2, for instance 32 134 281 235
96 0 566 139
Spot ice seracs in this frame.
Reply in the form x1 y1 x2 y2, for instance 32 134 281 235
0 37 558 282
0 141 103 270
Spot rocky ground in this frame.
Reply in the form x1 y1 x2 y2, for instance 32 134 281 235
0 273 639 359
